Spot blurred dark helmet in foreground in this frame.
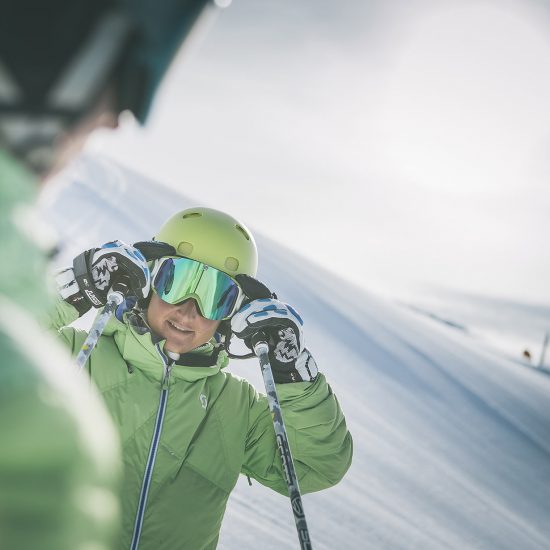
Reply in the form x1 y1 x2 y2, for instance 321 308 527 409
0 0 216 174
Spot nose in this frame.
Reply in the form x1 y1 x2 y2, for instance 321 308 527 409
175 298 200 318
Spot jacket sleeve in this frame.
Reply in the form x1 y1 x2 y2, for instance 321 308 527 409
41 297 85 355
241 373 353 495
42 295 80 331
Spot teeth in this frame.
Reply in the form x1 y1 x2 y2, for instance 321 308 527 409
168 320 191 333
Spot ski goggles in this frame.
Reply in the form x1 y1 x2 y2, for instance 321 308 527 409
151 257 243 321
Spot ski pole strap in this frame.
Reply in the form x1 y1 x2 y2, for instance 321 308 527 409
253 336 313 550
75 289 124 371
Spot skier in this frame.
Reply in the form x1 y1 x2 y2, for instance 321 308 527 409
50 206 353 549
0 1 221 548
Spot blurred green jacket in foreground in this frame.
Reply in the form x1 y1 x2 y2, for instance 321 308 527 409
0 150 121 550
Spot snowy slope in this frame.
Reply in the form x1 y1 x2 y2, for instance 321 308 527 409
40 156 550 550
398 290 550 370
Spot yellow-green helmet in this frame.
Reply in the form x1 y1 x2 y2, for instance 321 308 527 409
154 207 258 277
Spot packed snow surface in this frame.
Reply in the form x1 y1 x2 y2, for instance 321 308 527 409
41 156 550 549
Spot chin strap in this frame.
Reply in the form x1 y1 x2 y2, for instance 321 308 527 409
217 319 252 359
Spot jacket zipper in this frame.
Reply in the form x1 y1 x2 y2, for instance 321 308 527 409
130 344 173 550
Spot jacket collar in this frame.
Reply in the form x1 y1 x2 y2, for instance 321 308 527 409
104 309 229 382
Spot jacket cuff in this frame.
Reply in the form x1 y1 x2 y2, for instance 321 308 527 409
55 267 91 316
276 372 324 401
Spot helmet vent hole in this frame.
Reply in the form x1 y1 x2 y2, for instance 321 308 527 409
225 257 239 272
182 212 202 219
235 224 250 241
177 242 194 256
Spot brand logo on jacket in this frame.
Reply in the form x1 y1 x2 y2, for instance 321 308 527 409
200 394 208 409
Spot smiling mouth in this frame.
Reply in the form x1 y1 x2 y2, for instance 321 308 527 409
167 320 194 334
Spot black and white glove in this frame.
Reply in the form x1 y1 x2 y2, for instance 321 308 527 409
231 298 318 384
56 240 174 314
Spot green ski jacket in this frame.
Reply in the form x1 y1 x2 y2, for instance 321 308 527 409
0 150 121 550
50 298 353 550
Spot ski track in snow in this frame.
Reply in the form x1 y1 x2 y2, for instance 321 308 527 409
40 155 550 550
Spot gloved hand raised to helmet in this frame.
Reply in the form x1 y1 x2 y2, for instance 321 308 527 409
57 240 175 314
230 282 318 384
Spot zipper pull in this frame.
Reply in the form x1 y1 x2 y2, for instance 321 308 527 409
162 349 179 389
162 362 173 390
156 345 178 389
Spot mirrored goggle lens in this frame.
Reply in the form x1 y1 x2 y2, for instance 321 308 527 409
153 257 240 320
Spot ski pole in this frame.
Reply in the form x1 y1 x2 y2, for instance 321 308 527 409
252 332 313 550
75 279 128 371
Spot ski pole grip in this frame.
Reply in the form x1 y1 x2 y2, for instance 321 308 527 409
107 276 130 305
251 331 269 355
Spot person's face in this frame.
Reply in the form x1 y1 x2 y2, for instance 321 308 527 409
146 293 221 355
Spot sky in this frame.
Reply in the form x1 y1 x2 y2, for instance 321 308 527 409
84 0 550 305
